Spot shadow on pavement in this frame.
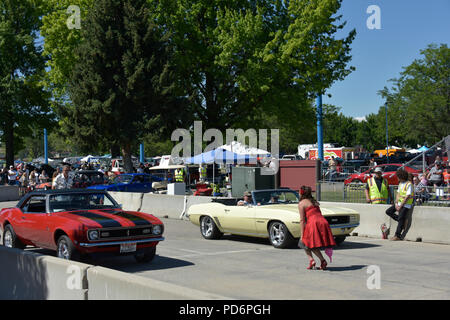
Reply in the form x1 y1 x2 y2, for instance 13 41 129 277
89 254 195 273
326 265 367 272
26 247 195 272
334 240 382 250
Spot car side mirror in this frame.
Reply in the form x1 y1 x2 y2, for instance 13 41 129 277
118 204 123 209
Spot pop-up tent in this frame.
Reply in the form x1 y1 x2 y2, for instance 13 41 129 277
183 148 259 184
183 148 258 165
219 141 271 158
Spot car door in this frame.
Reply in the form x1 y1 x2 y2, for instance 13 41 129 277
141 175 153 192
20 196 52 247
126 176 142 192
219 204 257 235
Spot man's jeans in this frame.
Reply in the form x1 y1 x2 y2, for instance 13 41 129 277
385 205 410 238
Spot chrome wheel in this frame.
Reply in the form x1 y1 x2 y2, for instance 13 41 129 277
270 222 285 247
57 241 70 259
201 216 213 237
4 230 13 248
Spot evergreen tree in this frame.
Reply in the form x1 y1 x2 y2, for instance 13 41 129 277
65 0 181 172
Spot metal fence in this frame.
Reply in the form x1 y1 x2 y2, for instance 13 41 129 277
316 182 450 207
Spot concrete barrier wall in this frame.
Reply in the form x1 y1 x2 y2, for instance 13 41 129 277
0 185 20 201
0 246 230 300
87 266 230 300
0 246 89 300
111 192 215 219
321 202 450 244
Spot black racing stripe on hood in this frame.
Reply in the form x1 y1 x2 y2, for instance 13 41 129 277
102 209 151 226
68 211 122 228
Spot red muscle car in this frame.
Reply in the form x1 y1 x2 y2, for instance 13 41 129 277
0 189 164 263
344 164 421 185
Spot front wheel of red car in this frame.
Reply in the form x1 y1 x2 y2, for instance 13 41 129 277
56 235 80 261
3 225 26 249
134 246 156 263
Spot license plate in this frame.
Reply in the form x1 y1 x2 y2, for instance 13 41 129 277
120 243 137 253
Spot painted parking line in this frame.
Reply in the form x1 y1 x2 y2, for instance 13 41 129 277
164 247 274 259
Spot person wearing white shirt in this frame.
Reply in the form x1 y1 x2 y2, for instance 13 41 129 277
8 166 17 185
52 165 74 190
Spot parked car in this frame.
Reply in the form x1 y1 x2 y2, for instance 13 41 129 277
34 170 107 191
87 173 156 193
72 170 108 188
0 189 164 262
187 189 359 248
344 164 421 185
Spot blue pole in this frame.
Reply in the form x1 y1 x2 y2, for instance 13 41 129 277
140 143 145 163
316 94 324 161
44 128 48 165
385 103 389 164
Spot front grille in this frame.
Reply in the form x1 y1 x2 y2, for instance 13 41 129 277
98 226 153 240
325 216 350 225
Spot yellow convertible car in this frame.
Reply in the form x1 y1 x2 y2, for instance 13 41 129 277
188 189 360 248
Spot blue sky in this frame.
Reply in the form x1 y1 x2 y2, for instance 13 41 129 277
325 0 450 119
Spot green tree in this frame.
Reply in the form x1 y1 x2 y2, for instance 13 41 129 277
379 44 450 147
156 0 355 131
0 0 52 166
65 0 181 172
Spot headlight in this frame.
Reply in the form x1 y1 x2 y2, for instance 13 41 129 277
88 230 99 240
350 215 358 223
152 225 162 235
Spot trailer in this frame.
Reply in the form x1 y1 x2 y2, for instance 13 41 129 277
308 147 355 160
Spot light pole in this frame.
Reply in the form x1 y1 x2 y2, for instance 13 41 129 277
44 128 48 165
385 102 389 164
316 93 324 161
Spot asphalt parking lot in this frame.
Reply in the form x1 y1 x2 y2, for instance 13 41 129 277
89 217 450 300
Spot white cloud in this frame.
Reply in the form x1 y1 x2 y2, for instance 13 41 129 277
354 116 366 122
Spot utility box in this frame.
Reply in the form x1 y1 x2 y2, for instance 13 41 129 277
231 167 275 197
167 183 185 195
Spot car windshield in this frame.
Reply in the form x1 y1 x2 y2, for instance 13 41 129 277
49 193 119 212
253 190 299 205
112 174 133 184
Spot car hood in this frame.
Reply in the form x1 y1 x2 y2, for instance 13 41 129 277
260 204 358 215
55 209 160 228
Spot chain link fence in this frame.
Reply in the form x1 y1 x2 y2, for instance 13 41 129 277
316 182 450 207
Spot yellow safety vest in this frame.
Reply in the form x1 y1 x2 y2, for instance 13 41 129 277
368 177 389 204
397 182 414 205
200 167 207 178
175 168 184 182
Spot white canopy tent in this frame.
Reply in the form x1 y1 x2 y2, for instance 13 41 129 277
219 141 271 157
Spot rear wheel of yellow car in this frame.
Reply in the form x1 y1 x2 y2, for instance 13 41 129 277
269 221 294 249
200 216 223 240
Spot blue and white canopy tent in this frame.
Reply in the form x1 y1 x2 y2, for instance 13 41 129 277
183 148 259 184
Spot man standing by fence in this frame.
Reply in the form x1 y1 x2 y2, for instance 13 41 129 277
365 167 391 204
385 169 414 241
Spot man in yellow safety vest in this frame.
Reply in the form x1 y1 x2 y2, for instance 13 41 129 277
175 167 185 183
385 169 414 241
199 165 207 182
365 167 391 204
